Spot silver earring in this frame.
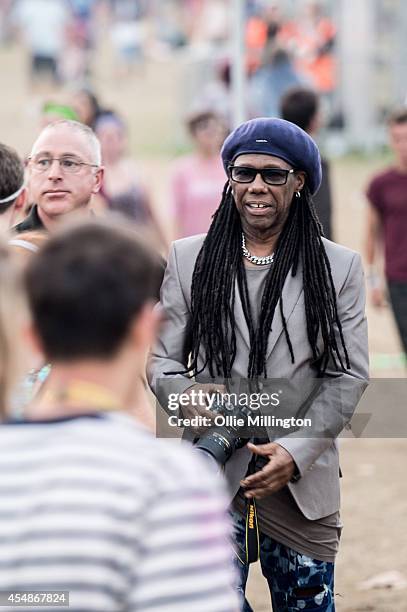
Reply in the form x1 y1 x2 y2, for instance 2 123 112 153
295 191 301 199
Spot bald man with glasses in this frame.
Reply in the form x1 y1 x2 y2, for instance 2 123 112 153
14 120 104 233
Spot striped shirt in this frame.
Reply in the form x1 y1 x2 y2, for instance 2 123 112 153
0 412 238 612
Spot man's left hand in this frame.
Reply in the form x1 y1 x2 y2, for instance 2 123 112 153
240 442 296 499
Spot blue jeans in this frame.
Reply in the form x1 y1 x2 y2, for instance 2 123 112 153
231 510 335 611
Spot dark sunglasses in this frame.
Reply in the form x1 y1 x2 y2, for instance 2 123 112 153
228 165 294 185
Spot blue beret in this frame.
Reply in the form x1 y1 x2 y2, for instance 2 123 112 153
221 117 322 195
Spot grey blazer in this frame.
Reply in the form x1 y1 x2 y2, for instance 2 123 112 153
148 234 369 520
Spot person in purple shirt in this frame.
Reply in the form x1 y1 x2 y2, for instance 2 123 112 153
365 108 407 356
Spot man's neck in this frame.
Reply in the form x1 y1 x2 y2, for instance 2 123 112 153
243 226 281 257
37 206 61 231
26 358 151 427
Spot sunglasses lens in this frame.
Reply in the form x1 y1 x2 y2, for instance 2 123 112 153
231 167 256 182
262 170 288 185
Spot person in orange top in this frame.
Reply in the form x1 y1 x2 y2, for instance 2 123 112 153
278 1 336 94
246 3 282 74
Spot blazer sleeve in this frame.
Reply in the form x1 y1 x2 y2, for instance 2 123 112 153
147 243 196 412
274 252 369 477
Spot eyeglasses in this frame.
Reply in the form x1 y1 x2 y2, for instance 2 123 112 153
28 155 99 174
228 165 294 185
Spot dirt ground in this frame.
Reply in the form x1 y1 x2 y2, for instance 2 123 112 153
1 35 406 612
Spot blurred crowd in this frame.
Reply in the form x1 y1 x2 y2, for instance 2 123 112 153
0 1 336 109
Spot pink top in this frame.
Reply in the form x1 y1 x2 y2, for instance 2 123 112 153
170 154 227 238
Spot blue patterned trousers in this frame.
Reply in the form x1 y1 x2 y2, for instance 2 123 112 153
231 510 335 611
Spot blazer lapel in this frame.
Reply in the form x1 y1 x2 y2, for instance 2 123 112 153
234 276 251 349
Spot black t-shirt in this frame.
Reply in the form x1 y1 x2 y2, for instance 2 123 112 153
13 205 45 233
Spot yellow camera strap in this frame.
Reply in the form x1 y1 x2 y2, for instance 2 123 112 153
245 495 259 564
240 453 260 565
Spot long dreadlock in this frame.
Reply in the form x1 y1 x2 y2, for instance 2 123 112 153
182 181 350 379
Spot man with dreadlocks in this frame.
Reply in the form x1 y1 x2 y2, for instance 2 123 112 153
149 117 368 611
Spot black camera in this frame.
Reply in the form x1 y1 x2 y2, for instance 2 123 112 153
193 401 251 466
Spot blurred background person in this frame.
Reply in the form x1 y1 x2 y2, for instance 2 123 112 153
59 0 98 83
94 111 166 249
0 219 239 612
249 46 305 119
147 1 187 54
188 0 229 49
0 142 26 232
12 0 71 87
279 1 336 101
365 108 407 358
245 6 269 73
40 100 79 128
70 87 105 129
245 1 282 74
109 0 147 76
0 0 13 45
170 109 227 238
281 86 333 241
262 1 282 46
197 59 232 127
